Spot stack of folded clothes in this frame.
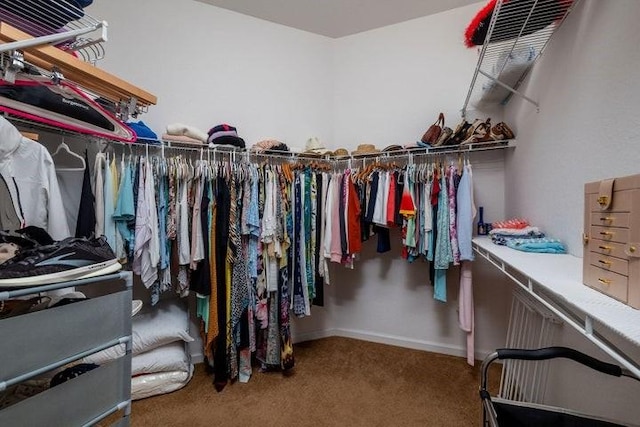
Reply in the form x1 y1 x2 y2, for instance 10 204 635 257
164 123 208 145
250 139 290 152
489 218 566 254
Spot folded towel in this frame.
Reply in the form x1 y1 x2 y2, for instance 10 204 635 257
491 232 545 246
166 123 208 143
489 226 540 236
161 134 203 145
506 238 567 254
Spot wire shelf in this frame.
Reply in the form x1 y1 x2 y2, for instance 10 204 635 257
0 0 104 53
462 0 581 116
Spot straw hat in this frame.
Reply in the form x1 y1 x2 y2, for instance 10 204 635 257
333 148 350 158
382 144 404 152
351 143 380 156
304 137 332 155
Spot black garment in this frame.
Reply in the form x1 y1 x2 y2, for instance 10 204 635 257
190 182 211 295
75 150 96 238
0 85 115 131
365 172 379 223
376 226 391 253
313 173 324 307
213 177 230 391
358 182 370 242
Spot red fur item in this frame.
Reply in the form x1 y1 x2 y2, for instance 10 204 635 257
464 0 499 48
464 0 573 47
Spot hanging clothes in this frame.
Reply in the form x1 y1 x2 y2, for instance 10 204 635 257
93 153 106 238
132 158 160 289
113 157 135 261
0 118 70 240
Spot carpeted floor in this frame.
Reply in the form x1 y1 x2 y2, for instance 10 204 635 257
129 337 499 426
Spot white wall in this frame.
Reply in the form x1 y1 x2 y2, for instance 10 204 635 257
504 0 640 256
499 0 640 422
300 3 511 360
332 3 493 149
87 0 334 149
86 0 336 340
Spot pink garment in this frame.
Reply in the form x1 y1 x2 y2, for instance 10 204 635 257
386 172 396 225
459 261 474 366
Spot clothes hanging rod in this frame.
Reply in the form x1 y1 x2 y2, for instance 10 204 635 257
108 139 516 161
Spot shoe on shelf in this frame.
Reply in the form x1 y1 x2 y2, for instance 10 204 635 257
0 236 121 287
462 118 493 144
490 122 515 140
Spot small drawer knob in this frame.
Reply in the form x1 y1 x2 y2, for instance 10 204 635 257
598 259 612 267
625 243 640 258
598 278 612 286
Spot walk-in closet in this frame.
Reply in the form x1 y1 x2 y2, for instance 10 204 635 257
1 0 639 426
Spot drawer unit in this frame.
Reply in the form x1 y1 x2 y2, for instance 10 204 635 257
584 174 640 309
588 238 629 260
588 251 628 276
0 272 133 426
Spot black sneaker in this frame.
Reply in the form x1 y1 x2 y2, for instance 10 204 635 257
0 236 121 287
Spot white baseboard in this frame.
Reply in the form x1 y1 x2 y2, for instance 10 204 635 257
190 328 492 365
294 328 492 362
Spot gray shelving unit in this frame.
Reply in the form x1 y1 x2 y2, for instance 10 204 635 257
0 271 133 426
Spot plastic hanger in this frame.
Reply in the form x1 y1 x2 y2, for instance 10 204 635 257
52 140 85 171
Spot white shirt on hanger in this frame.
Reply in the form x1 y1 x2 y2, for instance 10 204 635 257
0 117 70 240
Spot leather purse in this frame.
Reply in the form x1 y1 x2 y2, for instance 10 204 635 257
490 122 515 140
434 126 453 146
445 119 471 145
421 112 445 144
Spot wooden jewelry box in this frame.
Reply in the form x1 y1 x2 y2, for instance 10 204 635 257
583 174 640 309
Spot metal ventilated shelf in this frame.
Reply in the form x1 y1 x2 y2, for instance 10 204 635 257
462 0 581 116
0 0 106 58
0 1 156 117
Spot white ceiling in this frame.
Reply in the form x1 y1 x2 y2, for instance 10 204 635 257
195 0 480 38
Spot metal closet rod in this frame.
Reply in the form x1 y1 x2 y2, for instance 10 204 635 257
109 139 514 162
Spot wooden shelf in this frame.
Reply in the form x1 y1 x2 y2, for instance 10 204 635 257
0 22 157 109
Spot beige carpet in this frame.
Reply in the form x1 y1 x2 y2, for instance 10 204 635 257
129 337 499 427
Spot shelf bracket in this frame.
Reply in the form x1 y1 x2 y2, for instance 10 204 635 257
2 50 24 84
477 69 540 110
473 244 640 380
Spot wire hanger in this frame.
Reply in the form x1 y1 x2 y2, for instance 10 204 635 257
52 138 86 171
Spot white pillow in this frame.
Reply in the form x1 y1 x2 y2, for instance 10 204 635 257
83 300 193 364
131 342 189 376
130 300 193 354
131 368 193 401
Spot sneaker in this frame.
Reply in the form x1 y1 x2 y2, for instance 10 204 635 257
0 236 121 287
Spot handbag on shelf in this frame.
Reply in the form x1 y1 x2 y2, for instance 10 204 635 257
433 126 453 146
421 112 445 144
490 121 515 140
445 118 471 145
